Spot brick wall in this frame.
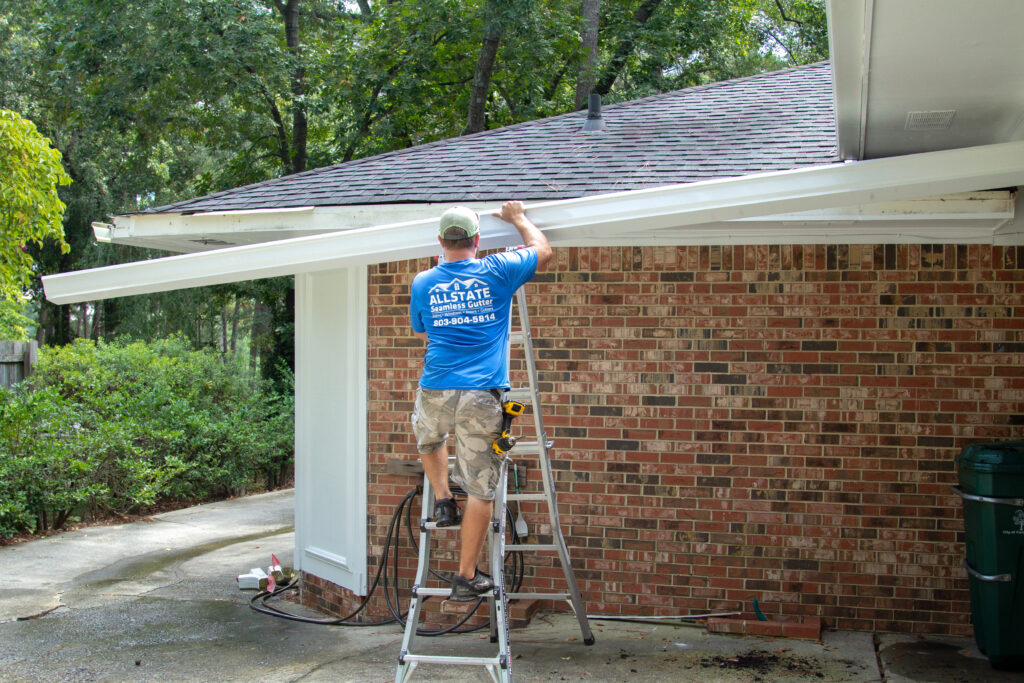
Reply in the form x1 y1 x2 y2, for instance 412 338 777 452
308 243 1024 637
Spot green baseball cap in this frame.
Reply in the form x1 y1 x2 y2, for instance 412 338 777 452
438 206 480 240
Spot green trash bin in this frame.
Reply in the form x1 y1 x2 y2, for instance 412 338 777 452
954 441 1024 670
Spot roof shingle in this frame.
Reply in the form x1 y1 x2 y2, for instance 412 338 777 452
152 62 837 215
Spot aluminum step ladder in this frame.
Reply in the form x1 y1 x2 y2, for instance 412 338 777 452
395 283 594 683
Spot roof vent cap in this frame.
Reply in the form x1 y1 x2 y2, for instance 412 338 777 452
582 93 605 133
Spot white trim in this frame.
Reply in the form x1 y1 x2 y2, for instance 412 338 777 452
108 194 1012 254
42 140 1024 305
730 192 1012 222
293 266 368 595
304 546 351 571
184 206 315 218
828 0 873 160
107 203 497 253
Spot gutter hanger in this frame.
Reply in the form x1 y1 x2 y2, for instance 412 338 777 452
42 140 1024 305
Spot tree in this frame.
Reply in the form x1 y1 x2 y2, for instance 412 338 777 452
575 0 601 109
0 0 827 358
0 110 70 302
1 0 335 373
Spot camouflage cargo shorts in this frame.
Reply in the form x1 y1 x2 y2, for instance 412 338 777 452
411 388 504 500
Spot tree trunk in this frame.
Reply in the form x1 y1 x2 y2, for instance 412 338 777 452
250 301 268 373
593 0 663 96
463 19 502 135
275 0 307 174
229 298 241 355
220 304 229 354
575 0 601 110
42 302 73 346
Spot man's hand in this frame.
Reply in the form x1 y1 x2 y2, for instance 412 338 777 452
493 200 552 267
413 330 428 341
493 200 529 227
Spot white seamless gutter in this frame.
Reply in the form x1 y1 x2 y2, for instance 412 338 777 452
43 140 1024 305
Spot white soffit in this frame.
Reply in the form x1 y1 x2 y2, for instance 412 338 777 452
828 0 1024 160
43 140 1024 305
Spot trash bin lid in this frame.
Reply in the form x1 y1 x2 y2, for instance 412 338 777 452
958 441 1024 473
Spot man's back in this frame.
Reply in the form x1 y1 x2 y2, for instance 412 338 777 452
410 248 537 390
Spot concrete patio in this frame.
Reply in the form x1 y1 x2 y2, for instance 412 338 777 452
0 490 1018 682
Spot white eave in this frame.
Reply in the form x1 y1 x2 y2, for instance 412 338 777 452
43 140 1024 305
828 0 1024 160
98 203 501 253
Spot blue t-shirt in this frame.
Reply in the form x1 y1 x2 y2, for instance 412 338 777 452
410 248 538 390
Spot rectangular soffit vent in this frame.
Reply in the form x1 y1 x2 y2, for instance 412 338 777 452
905 110 957 131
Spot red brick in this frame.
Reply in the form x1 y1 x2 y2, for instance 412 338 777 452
351 244 1024 638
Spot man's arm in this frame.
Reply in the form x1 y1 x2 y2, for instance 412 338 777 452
493 201 552 268
413 330 427 341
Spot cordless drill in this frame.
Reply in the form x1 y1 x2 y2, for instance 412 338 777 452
492 400 526 455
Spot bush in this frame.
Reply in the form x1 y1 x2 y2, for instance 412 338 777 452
0 336 293 538
0 386 106 535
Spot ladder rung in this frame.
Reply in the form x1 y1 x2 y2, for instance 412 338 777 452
509 331 527 346
402 654 502 667
505 387 533 404
506 543 558 552
506 493 547 502
507 592 572 601
421 522 460 530
413 587 456 597
509 440 553 455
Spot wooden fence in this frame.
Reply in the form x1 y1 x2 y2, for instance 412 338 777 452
0 341 38 389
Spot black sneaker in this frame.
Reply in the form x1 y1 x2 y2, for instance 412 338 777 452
433 497 461 527
449 569 494 602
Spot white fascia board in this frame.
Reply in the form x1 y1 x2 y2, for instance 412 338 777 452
42 140 1024 305
563 219 1010 248
729 192 1013 223
118 194 1012 245
634 191 1013 245
827 0 872 160
111 203 496 248
994 189 1024 245
569 140 1024 238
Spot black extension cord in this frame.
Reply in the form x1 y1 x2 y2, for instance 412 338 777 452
249 486 526 636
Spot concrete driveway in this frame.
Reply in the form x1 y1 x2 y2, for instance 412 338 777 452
0 489 1018 682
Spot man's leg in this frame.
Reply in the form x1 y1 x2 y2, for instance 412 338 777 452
459 496 493 579
421 442 452 501
449 389 503 588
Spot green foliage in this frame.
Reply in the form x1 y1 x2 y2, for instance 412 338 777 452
0 336 293 538
0 386 105 536
0 298 32 340
0 0 826 374
0 109 70 302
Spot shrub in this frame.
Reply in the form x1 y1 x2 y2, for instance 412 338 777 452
0 336 293 538
0 386 106 535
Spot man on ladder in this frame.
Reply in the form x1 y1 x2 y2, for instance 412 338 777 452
409 200 551 601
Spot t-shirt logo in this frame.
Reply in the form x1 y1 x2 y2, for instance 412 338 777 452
427 277 496 322
428 277 487 295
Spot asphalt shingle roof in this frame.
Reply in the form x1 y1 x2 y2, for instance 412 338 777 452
152 62 838 214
